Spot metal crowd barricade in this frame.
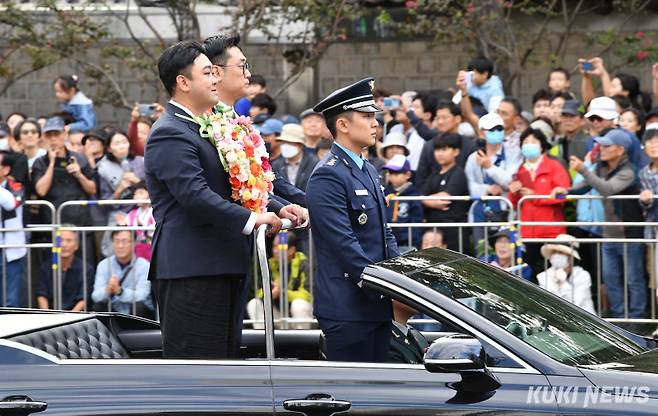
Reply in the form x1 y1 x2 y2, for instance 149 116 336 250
517 194 658 324
56 199 154 314
390 195 515 257
0 200 56 309
252 195 516 328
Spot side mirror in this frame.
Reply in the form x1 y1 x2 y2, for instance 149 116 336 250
423 334 501 394
423 334 485 373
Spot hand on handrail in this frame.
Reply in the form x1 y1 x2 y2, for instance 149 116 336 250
550 187 568 199
278 204 309 228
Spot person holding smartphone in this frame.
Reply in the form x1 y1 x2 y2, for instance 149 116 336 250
127 102 164 157
31 116 97 225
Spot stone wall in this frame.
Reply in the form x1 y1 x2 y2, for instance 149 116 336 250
1 32 657 127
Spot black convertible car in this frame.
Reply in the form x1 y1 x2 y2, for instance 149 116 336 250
2 244 658 415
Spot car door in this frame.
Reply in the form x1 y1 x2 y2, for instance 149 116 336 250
270 282 558 415
1 358 274 415
271 355 556 415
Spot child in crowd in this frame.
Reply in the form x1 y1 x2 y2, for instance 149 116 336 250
116 183 154 261
53 74 97 133
422 133 470 252
383 155 423 250
481 227 533 281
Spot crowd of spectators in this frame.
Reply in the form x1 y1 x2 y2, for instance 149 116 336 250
3 56 658 328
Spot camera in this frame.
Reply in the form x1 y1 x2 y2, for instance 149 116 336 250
138 103 156 117
582 62 593 71
383 97 400 110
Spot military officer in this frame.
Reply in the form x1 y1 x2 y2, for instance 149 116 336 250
387 300 429 364
306 77 400 362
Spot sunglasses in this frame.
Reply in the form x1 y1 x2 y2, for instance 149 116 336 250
487 126 504 132
587 116 604 122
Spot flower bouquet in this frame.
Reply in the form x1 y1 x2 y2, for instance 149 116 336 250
192 104 275 213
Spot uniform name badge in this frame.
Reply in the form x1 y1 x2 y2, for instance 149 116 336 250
358 212 368 225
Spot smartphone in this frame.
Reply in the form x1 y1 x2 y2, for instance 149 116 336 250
582 61 593 71
383 97 400 110
463 71 474 85
590 143 601 160
138 103 156 117
475 138 486 152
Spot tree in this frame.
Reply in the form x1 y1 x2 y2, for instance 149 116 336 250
385 0 655 95
218 0 368 99
0 0 110 98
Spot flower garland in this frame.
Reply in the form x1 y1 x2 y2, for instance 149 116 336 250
189 103 274 213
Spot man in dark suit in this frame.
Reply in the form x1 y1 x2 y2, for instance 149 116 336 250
271 123 319 192
203 34 307 209
388 300 429 364
306 78 400 363
145 41 296 359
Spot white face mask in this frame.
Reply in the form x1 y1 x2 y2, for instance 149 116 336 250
549 253 570 270
280 143 300 159
0 139 9 151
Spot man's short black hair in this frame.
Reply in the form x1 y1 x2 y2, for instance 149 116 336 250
251 93 277 115
325 111 353 139
501 96 523 116
413 92 439 122
0 150 16 169
467 57 494 79
549 67 570 81
249 74 266 88
434 133 462 150
203 34 241 66
532 89 551 105
549 91 572 103
436 100 461 117
157 40 206 97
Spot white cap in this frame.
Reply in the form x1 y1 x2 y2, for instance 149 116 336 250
478 113 504 130
584 97 619 120
645 122 658 131
381 131 409 155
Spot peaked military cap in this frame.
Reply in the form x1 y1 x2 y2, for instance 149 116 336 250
313 77 382 119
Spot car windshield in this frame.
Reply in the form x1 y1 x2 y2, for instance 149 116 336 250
379 249 647 366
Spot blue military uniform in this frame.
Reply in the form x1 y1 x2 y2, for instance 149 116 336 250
306 78 399 362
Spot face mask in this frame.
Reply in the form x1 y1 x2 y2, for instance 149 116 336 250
549 253 570 270
0 139 8 151
280 143 300 159
485 130 504 145
521 143 541 160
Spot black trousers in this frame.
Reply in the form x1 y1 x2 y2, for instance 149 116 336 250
318 318 391 363
154 274 243 360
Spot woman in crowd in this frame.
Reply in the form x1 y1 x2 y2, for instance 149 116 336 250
537 234 595 314
618 107 645 139
126 103 164 156
53 74 97 133
97 130 145 203
508 123 570 274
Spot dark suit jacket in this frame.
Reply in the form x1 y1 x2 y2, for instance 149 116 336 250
144 103 284 280
272 172 307 207
387 323 429 364
306 143 399 322
272 152 319 192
